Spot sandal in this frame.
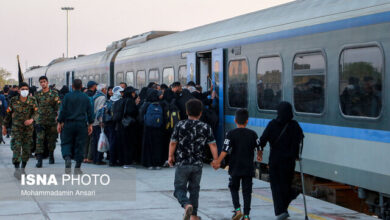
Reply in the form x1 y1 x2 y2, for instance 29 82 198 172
232 208 243 220
183 204 193 220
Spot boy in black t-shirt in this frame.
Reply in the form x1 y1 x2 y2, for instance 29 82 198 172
212 109 262 220
169 99 219 220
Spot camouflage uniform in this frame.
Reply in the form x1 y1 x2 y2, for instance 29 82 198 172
3 96 38 164
35 89 60 155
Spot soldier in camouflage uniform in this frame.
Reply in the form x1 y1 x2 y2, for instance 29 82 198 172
2 82 38 179
35 76 60 168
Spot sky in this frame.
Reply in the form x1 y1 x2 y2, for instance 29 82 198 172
0 0 294 79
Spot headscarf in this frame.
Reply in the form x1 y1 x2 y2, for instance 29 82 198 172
110 86 123 102
146 89 160 102
123 86 137 99
276 101 293 125
107 86 113 99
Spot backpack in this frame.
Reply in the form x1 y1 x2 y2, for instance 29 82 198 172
165 100 180 130
144 102 163 128
90 92 104 119
112 100 124 122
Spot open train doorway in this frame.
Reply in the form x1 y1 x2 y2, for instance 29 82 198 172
197 51 212 92
186 49 225 151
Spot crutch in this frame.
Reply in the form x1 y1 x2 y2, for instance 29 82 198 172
299 140 309 220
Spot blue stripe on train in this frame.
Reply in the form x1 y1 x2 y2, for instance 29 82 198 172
225 115 390 144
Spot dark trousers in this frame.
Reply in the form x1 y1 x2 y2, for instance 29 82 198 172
269 159 296 215
60 121 87 163
174 165 202 216
229 175 253 215
91 126 103 163
120 127 135 165
106 125 122 165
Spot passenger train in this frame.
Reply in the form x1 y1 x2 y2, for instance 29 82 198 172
25 0 390 218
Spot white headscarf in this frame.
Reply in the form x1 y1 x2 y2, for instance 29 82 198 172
110 86 124 102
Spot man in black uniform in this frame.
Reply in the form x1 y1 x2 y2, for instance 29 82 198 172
57 79 93 174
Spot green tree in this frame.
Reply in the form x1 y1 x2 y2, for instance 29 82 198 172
0 68 17 89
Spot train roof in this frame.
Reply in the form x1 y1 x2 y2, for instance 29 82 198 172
116 0 390 61
24 66 48 78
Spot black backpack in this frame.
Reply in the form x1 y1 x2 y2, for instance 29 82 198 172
166 99 181 130
111 100 124 122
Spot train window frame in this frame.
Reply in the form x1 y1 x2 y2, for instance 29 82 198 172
256 54 284 113
162 66 175 86
101 73 108 84
338 42 385 121
125 71 135 87
116 72 124 85
148 68 160 84
136 69 146 89
291 49 327 117
227 57 250 109
94 74 100 83
178 65 187 85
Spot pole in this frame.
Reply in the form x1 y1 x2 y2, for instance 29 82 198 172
61 7 74 58
299 141 309 220
66 10 69 58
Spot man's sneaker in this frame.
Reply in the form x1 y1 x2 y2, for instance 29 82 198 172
148 167 154 170
232 208 243 220
123 165 131 169
74 168 83 175
36 156 43 168
276 212 289 220
155 166 161 170
183 204 193 220
243 215 250 220
49 152 55 164
95 161 107 165
13 168 21 180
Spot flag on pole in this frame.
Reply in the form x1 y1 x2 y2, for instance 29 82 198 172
17 55 24 86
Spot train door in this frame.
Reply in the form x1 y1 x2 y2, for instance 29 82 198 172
66 72 70 88
212 48 225 150
186 49 225 150
66 71 75 91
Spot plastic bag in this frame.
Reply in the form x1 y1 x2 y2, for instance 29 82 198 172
97 129 109 152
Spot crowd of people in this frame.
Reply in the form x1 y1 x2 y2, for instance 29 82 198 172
79 79 218 170
0 77 219 171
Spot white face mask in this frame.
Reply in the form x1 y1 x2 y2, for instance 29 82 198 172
20 90 29 97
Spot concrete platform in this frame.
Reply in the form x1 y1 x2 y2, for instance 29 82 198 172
0 137 376 220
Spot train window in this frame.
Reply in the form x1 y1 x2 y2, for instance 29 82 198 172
116 72 124 85
126 71 134 86
89 75 94 81
94 74 100 83
178 65 187 85
82 76 88 86
293 52 325 114
102 73 108 84
136 70 146 89
228 59 248 108
257 56 282 111
148 69 159 84
339 46 383 118
162 67 174 86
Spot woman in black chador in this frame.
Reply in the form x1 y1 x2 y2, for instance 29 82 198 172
259 101 304 220
140 89 167 169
